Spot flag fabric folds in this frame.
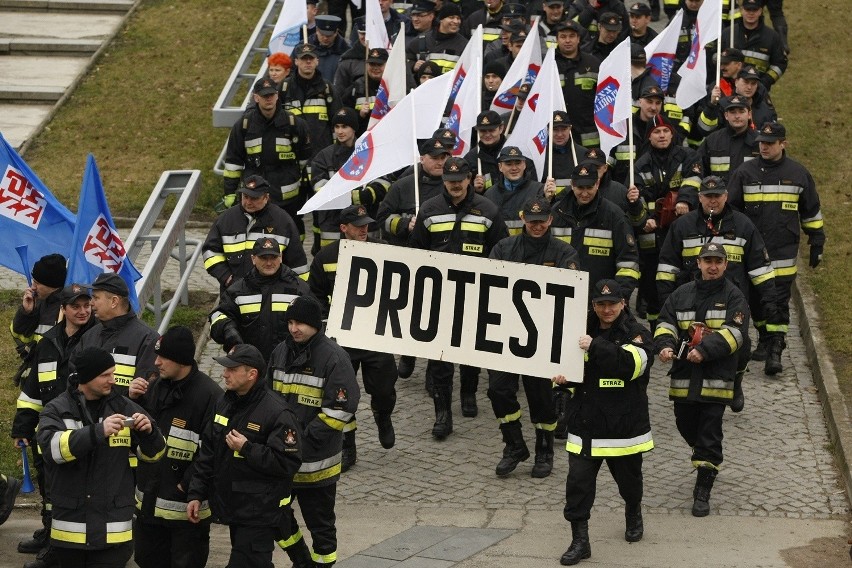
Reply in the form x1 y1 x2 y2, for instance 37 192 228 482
269 0 307 55
490 21 543 112
676 0 722 109
0 133 76 276
445 26 483 156
594 38 634 157
369 28 407 128
66 155 142 312
644 10 683 92
365 0 391 49
503 47 565 178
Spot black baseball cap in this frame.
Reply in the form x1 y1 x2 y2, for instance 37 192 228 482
723 95 751 110
339 204 375 226
315 15 341 35
91 273 129 298
522 196 552 221
293 43 318 58
421 136 452 156
628 2 652 15
640 84 665 100
592 279 622 302
698 242 727 259
497 145 525 162
754 121 786 142
699 175 727 195
410 0 437 13
238 175 271 198
553 110 572 127
253 77 277 96
474 110 502 131
443 157 472 181
60 284 91 306
737 65 761 81
252 237 281 257
599 12 622 31
214 344 266 371
571 163 599 186
367 48 389 64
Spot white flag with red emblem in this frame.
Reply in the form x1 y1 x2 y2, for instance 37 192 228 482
644 9 683 92
676 0 722 108
445 25 483 156
594 38 633 157
490 19 543 112
503 47 565 178
369 28 407 128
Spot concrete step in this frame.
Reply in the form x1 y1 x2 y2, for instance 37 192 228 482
0 85 64 101
0 103 53 149
0 0 134 12
0 37 100 54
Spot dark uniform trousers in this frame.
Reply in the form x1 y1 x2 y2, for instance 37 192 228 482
487 371 556 426
58 542 133 568
673 401 726 468
133 519 211 568
564 453 643 522
280 485 338 566
228 524 278 568
750 274 794 336
347 347 398 415
426 361 480 397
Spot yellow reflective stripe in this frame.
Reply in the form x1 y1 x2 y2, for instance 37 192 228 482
583 237 613 247
272 382 324 399
277 529 304 548
16 393 43 412
318 412 348 431
497 409 522 424
616 267 641 280
106 521 133 543
765 323 788 333
751 270 775 286
294 463 341 483
239 303 261 314
312 550 338 564
535 422 558 431
57 430 75 463
52 521 87 544
717 328 738 353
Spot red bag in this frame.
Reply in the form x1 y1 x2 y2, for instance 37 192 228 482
656 190 679 229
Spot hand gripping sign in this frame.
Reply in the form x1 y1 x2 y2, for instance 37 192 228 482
327 241 589 380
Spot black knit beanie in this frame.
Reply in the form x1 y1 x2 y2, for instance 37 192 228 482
154 326 196 366
31 254 67 289
73 347 116 384
286 295 323 330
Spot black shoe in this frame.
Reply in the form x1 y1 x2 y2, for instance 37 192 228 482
560 521 591 565
530 430 554 478
730 381 745 413
374 413 395 449
341 431 357 472
24 546 59 568
0 476 21 527
18 528 48 554
624 504 643 542
460 392 478 417
397 355 415 379
495 445 530 476
751 339 768 361
764 336 785 376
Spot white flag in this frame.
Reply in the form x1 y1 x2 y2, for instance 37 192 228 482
676 0 722 108
644 9 683 93
369 28 407 128
503 47 565 178
299 79 449 214
269 0 307 56
445 26 483 156
365 0 391 49
594 38 633 157
491 20 543 112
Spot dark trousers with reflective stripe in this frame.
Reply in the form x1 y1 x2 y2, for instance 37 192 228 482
638 249 662 320
134 519 211 568
58 542 133 568
749 274 793 335
347 347 398 415
487 370 556 425
426 361 480 394
673 401 725 467
227 524 277 568
281 484 338 565
563 453 643 522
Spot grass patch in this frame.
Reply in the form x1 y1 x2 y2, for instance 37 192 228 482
139 290 218 332
23 0 269 221
772 0 852 399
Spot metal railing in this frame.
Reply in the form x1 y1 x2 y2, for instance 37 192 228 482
125 170 202 333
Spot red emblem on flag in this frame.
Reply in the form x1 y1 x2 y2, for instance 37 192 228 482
82 214 127 272
0 165 46 228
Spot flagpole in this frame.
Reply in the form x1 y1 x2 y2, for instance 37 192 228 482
717 0 724 87
411 102 421 216
628 111 635 188
547 118 554 180
303 24 308 44
365 39 370 113
728 0 735 48
569 132 578 166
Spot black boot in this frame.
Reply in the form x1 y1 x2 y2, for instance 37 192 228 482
560 520 591 565
0 475 21 527
373 411 395 449
460 373 479 417
495 422 530 476
23 545 59 568
432 388 453 440
751 329 769 361
18 527 47 554
730 371 745 413
649 0 660 20
692 465 717 517
286 537 316 568
341 430 357 472
531 429 554 478
397 355 416 379
553 390 569 440
624 503 643 542
764 335 785 376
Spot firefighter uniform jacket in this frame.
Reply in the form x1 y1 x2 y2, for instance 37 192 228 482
464 138 506 192
333 43 367 94
489 230 582 269
555 50 601 148
654 275 750 405
542 141 587 195
13 319 95 441
210 266 312 361
410 188 509 256
341 77 379 134
562 310 654 458
187 381 302 526
694 86 776 143
721 19 787 89
135 366 223 525
550 192 641 300
484 178 545 235
37 388 166 550
11 290 62 357
463 5 504 41
76 313 160 394
279 73 341 156
203 202 308 287
656 205 777 313
406 30 469 73
223 106 312 209
727 153 825 280
376 171 446 246
696 125 759 183
267 332 360 487
309 237 387 317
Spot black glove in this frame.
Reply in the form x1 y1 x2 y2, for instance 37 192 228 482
223 330 243 353
809 244 823 268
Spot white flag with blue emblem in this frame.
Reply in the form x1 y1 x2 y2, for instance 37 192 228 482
269 0 307 55
594 38 633 157
644 9 683 92
490 19 542 112
369 28 407 128
676 0 722 109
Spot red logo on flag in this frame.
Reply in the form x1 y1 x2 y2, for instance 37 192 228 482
0 166 46 229
82 215 126 272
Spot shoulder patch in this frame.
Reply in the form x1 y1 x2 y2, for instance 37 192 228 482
632 334 644 344
733 311 744 325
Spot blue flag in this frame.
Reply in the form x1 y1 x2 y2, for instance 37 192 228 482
66 155 142 312
0 133 76 276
